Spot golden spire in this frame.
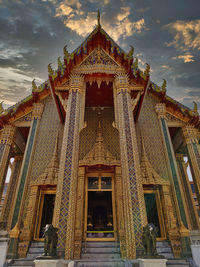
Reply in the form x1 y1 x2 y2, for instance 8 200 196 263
193 101 198 115
97 9 101 27
32 79 38 92
0 101 4 114
161 79 167 92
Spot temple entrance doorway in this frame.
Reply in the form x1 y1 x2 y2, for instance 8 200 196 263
144 189 166 240
84 172 116 241
34 187 56 240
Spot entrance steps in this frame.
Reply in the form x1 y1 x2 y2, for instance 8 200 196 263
76 241 125 267
6 240 192 267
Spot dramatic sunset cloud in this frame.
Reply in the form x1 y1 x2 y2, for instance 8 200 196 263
0 0 199 112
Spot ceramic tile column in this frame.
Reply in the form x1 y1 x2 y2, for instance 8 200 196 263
7 103 44 259
0 155 23 231
53 74 85 259
155 103 191 257
114 73 146 259
176 153 200 231
0 125 16 202
182 125 200 207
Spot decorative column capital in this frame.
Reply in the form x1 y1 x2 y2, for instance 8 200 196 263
182 125 198 145
69 74 84 93
0 124 16 145
155 103 166 118
114 73 130 94
32 103 44 120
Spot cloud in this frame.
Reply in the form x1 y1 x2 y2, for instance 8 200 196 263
172 53 195 63
165 19 200 51
64 12 97 37
56 4 147 41
161 65 170 70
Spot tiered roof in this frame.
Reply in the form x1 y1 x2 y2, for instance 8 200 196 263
0 13 199 129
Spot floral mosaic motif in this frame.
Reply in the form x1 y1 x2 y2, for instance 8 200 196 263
58 91 77 249
122 91 142 248
161 118 187 227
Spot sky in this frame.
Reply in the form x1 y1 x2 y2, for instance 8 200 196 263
0 0 200 112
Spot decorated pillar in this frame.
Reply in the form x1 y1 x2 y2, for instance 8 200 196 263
53 74 85 259
0 155 23 231
155 103 191 257
7 103 44 259
73 166 85 259
0 125 16 202
182 125 200 207
114 73 146 259
176 153 200 231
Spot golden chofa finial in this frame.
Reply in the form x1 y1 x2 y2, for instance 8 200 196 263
161 79 167 92
127 45 134 58
48 63 54 77
144 63 150 77
97 9 101 27
63 45 70 59
32 79 38 92
0 101 4 114
193 101 198 114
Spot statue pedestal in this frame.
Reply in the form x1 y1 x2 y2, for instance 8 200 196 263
138 259 167 267
0 230 9 267
34 259 65 267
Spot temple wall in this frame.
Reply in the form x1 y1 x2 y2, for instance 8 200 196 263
136 93 171 180
79 107 120 160
22 96 63 220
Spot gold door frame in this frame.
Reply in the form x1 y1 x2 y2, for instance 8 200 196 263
144 188 166 240
84 172 117 241
34 187 56 241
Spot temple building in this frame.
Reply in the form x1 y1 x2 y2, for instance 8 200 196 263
0 13 200 265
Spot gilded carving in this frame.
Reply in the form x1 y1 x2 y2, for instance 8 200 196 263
32 103 44 119
155 103 166 118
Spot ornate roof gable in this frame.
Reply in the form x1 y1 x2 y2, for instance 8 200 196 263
74 47 124 74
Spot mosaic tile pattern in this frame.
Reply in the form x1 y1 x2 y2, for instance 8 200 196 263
22 97 63 221
136 95 170 180
29 97 63 181
161 117 188 227
79 107 120 160
122 91 142 248
11 119 37 228
0 143 5 162
58 91 77 249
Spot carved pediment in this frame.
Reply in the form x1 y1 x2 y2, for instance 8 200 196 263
79 122 120 166
74 47 124 74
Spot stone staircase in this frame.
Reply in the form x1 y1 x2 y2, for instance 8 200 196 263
7 241 43 267
76 241 125 267
6 240 192 267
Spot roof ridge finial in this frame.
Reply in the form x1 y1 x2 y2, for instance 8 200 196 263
97 9 101 27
